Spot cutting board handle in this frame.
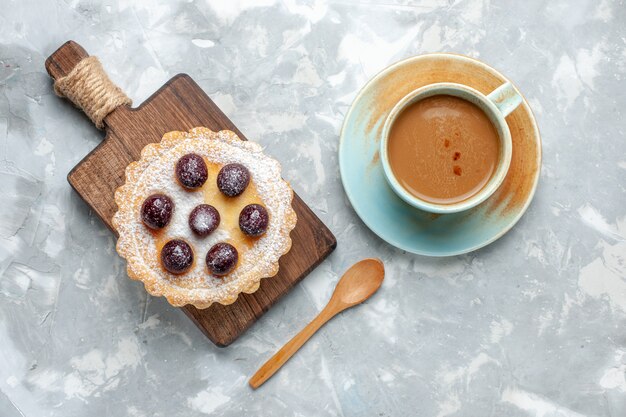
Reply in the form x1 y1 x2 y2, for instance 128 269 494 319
45 41 89 79
45 41 131 129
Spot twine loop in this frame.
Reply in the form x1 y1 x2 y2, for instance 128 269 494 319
53 56 131 129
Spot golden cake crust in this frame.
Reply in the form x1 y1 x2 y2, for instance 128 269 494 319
112 127 297 309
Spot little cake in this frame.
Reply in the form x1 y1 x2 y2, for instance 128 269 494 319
112 127 297 308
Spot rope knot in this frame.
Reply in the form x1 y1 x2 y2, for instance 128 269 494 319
53 56 131 129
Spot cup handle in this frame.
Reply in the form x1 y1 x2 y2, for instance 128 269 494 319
486 82 522 118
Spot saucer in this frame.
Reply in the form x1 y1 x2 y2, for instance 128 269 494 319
339 53 541 256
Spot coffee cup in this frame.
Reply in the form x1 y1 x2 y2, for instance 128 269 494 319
380 82 522 214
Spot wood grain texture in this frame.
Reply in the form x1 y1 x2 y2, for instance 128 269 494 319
45 41 337 347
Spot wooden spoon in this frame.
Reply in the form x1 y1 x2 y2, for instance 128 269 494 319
249 258 385 389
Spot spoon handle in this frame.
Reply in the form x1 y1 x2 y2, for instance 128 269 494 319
249 305 338 389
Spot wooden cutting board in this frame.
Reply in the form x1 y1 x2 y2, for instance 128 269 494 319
45 41 336 347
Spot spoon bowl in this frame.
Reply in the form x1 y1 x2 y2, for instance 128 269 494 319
331 258 385 307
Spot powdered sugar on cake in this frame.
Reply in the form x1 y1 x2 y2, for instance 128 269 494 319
112 128 297 308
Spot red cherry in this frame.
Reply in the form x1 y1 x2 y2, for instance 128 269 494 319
217 163 250 197
239 204 269 237
206 243 238 276
189 204 220 237
141 194 174 230
161 239 193 274
176 153 208 189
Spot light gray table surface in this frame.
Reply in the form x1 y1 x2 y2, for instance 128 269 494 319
1 1 625 416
